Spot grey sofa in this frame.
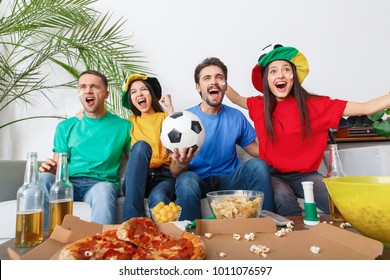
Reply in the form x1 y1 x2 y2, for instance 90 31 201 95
1 145 390 244
0 159 212 244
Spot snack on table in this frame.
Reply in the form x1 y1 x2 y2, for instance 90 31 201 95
59 230 139 260
244 232 255 241
59 217 205 260
250 244 270 257
275 227 292 237
209 195 262 219
310 245 320 254
233 233 241 240
151 201 181 223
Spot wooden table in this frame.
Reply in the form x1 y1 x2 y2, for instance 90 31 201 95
1 216 389 260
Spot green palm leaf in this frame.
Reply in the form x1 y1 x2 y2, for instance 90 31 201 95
0 0 150 129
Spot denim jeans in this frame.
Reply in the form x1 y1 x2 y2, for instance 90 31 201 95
175 158 275 221
122 141 176 221
39 172 119 228
271 169 330 216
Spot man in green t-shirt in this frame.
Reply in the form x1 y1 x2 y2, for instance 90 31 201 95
39 70 131 227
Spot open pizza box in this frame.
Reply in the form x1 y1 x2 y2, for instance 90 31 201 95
7 215 183 260
195 218 384 260
7 215 383 260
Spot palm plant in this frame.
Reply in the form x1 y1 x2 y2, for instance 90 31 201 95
368 108 390 137
0 0 150 130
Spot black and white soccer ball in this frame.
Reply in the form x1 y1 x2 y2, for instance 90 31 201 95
160 111 205 153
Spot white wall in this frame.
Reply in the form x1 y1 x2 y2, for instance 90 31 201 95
1 0 390 160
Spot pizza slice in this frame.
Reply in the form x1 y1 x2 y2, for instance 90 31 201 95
60 217 206 260
117 217 206 260
116 216 174 249
59 230 138 260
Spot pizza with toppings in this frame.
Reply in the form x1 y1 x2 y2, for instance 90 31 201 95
59 217 205 260
58 229 140 260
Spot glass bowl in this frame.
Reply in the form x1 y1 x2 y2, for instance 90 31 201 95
206 190 264 219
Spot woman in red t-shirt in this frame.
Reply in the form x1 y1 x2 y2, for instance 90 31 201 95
226 43 390 216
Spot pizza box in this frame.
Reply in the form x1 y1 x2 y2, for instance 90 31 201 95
7 215 384 260
195 218 384 260
7 215 183 260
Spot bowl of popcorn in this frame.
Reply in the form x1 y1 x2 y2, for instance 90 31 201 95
323 176 390 246
206 190 264 219
150 202 181 223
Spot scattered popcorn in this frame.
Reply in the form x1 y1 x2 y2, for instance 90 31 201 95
286 221 294 229
310 246 320 254
275 230 285 237
329 221 334 224
275 227 292 237
244 232 255 241
275 228 287 237
219 252 226 258
340 222 352 229
322 221 327 224
250 244 270 257
204 232 213 239
233 233 241 240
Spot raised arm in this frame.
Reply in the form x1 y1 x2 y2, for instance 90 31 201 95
225 85 249 110
160 93 174 114
343 92 390 116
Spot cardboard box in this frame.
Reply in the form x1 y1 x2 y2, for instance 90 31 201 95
8 215 384 260
8 215 182 260
195 218 384 260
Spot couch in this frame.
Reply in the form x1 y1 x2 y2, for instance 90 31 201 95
1 144 390 244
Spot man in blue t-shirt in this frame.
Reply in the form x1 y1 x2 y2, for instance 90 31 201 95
170 58 274 220
39 70 131 227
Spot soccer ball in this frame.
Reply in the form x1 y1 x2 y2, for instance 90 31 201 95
160 111 205 153
258 43 284 61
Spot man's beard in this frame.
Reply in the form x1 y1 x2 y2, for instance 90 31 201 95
204 96 222 107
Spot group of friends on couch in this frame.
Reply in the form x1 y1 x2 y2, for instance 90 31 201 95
37 44 390 227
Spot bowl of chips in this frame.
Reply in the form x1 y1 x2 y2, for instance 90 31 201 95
323 176 390 246
150 201 181 223
206 190 264 219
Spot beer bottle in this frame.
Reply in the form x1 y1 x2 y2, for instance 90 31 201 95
49 153 74 235
326 144 346 222
15 152 44 247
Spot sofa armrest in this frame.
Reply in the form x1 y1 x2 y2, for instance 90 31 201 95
323 145 390 176
0 160 26 202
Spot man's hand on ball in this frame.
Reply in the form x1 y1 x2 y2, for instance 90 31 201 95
172 147 198 167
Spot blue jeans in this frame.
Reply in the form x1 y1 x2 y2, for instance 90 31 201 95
175 158 275 221
271 169 330 216
40 173 119 228
122 141 176 221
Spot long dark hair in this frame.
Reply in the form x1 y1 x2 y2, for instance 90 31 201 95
262 62 317 141
128 82 164 116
